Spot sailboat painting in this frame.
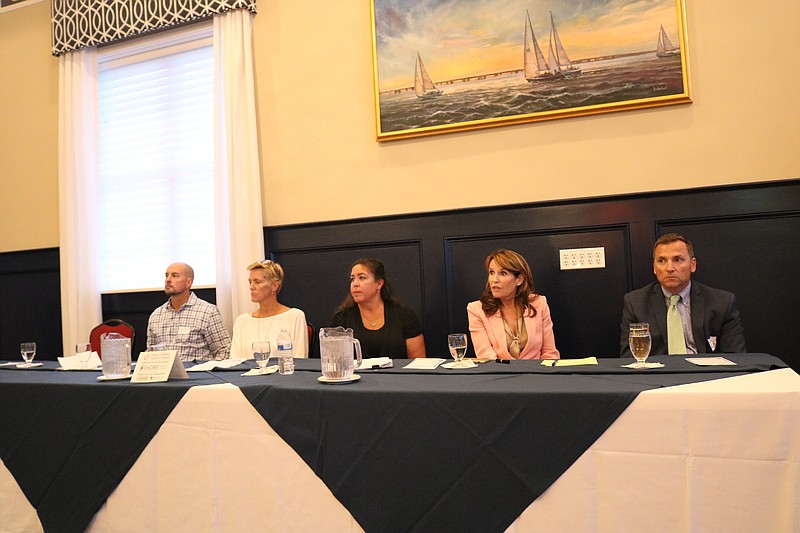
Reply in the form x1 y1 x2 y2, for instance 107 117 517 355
414 53 443 98
371 0 691 141
656 25 681 58
524 10 562 82
549 11 581 77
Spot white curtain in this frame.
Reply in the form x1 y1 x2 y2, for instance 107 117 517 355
58 47 102 357
55 11 262 353
213 9 265 332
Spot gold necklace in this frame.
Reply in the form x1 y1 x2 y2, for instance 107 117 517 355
360 306 384 327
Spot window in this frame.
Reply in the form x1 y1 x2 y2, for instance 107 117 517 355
98 23 215 292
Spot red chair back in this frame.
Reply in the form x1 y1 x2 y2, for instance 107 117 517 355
90 319 135 358
307 321 318 358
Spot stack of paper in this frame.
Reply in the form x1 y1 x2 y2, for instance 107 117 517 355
403 358 446 369
685 357 736 366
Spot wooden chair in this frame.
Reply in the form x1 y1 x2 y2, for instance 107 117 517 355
89 319 135 358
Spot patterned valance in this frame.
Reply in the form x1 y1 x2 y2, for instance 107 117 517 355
51 0 257 56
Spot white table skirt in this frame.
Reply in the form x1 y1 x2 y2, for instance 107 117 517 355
2 368 798 533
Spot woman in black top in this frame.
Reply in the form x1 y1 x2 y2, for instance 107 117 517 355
330 258 426 358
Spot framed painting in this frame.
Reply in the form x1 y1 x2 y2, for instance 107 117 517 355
370 0 691 141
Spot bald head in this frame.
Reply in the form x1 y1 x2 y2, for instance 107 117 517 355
169 262 194 279
164 262 194 301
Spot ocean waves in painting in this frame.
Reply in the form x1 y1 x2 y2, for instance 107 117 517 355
379 54 684 133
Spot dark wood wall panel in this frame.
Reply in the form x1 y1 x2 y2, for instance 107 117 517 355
3 180 798 370
272 242 424 357
445 226 629 358
657 213 800 366
0 249 62 360
265 180 800 369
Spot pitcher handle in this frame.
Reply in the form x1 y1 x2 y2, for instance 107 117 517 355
353 339 363 369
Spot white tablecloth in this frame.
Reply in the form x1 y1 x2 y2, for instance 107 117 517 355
2 368 798 532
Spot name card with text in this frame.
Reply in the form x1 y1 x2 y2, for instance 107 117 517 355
132 350 189 383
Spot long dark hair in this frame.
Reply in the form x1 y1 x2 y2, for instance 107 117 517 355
336 258 400 313
480 249 538 317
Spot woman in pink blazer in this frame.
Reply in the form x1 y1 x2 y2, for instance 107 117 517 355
467 249 559 360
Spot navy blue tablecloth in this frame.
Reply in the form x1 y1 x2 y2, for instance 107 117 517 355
0 354 786 533
215 353 786 533
0 364 224 533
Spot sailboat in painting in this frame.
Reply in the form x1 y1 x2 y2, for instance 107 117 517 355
414 52 442 98
656 24 680 57
524 10 562 82
549 11 580 77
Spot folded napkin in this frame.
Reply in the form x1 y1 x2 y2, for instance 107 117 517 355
58 352 102 370
359 357 393 369
442 360 477 369
621 361 665 369
187 359 247 372
241 365 278 376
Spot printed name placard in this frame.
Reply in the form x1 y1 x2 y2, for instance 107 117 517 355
132 350 189 383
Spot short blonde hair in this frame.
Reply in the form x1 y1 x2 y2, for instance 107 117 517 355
247 260 284 289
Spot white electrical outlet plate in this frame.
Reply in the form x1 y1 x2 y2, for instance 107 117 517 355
559 247 606 270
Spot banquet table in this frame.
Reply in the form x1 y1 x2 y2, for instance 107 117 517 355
0 354 798 533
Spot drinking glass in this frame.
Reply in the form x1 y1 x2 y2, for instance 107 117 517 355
76 343 92 368
447 333 468 368
252 341 271 370
628 323 652 367
20 342 37 368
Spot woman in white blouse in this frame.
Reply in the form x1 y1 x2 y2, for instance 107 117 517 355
230 260 309 359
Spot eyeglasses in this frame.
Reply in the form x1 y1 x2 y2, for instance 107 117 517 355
247 259 274 270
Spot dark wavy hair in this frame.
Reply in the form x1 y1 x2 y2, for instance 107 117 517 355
479 249 538 317
336 258 400 313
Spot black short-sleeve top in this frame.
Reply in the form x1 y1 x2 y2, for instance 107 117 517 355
329 302 423 358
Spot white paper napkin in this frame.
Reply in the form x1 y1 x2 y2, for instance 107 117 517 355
58 352 102 370
187 359 247 371
241 365 279 376
621 362 665 369
442 360 477 369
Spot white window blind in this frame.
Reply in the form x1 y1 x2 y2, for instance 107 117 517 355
98 25 215 292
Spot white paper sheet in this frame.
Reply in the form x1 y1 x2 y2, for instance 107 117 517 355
57 352 101 370
685 356 737 366
403 358 445 369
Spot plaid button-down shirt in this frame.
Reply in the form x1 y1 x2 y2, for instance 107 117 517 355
146 292 231 362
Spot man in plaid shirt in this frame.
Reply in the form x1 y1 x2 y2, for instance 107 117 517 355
146 262 231 362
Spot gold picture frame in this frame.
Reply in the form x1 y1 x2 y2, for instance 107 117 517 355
370 0 691 141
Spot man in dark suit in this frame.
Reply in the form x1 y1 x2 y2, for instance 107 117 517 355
620 233 746 356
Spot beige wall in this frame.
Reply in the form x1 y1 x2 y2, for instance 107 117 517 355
1 1 798 252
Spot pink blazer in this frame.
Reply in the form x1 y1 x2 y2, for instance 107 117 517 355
467 295 560 360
